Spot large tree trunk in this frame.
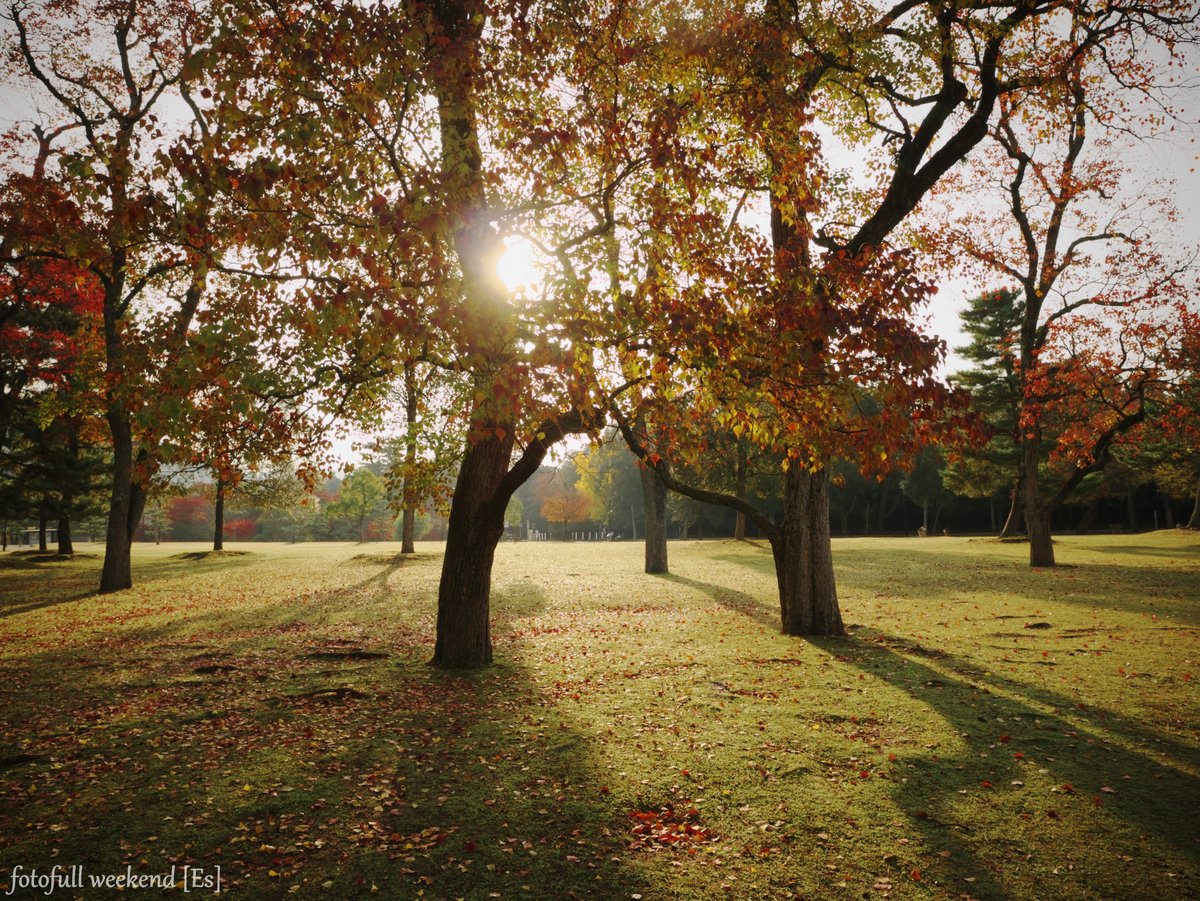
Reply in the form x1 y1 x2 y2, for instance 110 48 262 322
213 478 225 551
98 435 149 591
1021 433 1055 566
641 465 668 574
772 466 843 636
428 0 514 669
433 432 512 669
1028 509 1054 566
57 515 73 555
1188 474 1200 529
100 412 137 591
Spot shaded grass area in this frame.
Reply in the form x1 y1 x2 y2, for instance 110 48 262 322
0 534 1196 899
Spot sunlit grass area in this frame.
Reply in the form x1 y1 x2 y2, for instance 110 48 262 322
1 533 1197 899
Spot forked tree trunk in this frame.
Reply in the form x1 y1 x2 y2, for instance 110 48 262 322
213 478 225 551
433 432 513 669
772 466 843 636
641 465 668 574
57 515 73 555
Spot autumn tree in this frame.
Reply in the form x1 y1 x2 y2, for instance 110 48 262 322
1 0 221 588
209 0 681 666
540 487 591 540
932 10 1196 566
0 189 108 554
612 0 1196 625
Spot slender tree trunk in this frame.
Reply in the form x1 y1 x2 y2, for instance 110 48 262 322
733 440 747 541
213 478 225 551
641 465 668 574
57 515 73 555
772 466 843 636
37 513 47 552
1188 474 1200 529
922 497 929 531
433 432 512 669
998 477 1023 538
1125 486 1139 532
1076 497 1100 534
401 360 418 554
988 496 997 534
1160 492 1175 529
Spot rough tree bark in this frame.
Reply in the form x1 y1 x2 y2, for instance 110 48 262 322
772 466 842 635
1021 436 1056 565
99 410 146 591
433 430 514 669
641 464 668 574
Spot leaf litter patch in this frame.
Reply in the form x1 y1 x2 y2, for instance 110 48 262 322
627 801 719 852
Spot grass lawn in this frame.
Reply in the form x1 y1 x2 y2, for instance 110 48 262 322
1 532 1197 899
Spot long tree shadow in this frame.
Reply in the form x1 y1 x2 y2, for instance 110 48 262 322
813 633 1200 898
0 606 645 899
653 572 779 630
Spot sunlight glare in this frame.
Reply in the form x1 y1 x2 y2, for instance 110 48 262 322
496 236 542 294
